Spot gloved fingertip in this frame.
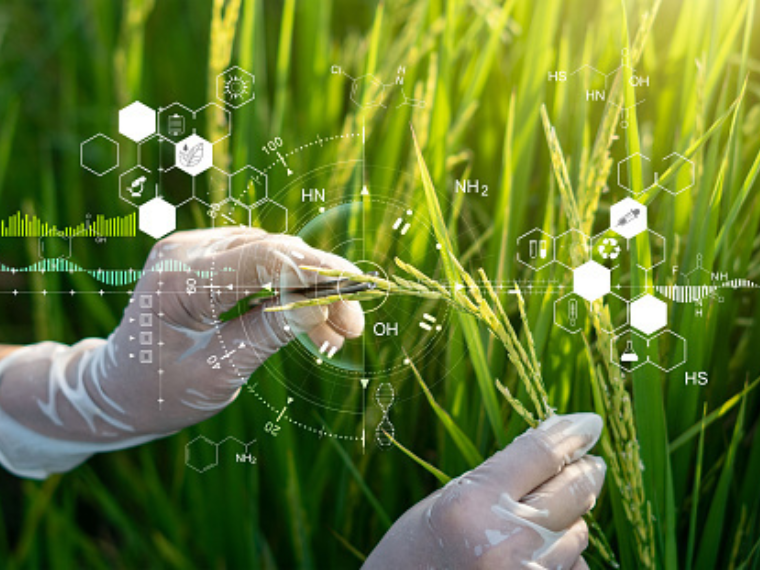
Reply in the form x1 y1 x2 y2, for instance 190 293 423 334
307 322 345 352
533 413 603 464
588 455 607 474
538 412 601 430
327 300 365 339
282 302 329 335
538 413 603 439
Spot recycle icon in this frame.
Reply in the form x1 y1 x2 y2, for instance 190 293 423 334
599 237 622 260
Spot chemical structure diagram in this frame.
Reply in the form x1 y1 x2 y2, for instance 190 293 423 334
548 48 649 128
331 65 426 110
79 66 289 240
658 255 759 317
516 150 757 374
618 152 696 196
184 435 257 474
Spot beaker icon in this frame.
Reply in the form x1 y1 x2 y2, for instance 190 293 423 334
168 114 185 137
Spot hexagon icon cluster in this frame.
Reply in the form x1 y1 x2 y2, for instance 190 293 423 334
525 187 682 370
39 234 72 260
517 147 694 369
79 66 289 240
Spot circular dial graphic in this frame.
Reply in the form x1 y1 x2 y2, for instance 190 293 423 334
287 199 449 375
207 160 468 424
232 195 452 413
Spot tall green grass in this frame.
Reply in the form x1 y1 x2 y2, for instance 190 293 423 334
1 0 759 568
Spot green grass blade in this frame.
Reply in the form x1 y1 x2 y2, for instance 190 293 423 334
695 384 748 570
407 354 484 467
411 127 506 446
324 430 393 529
685 404 708 570
389 433 451 486
669 375 760 453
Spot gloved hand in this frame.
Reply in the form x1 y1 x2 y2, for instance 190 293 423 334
364 413 606 570
0 227 364 479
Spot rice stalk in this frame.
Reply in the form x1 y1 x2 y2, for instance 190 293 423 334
542 93 655 568
272 253 618 567
269 257 548 424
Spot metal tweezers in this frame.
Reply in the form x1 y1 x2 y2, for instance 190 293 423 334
248 271 379 308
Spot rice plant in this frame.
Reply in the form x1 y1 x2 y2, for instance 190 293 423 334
1 1 759 569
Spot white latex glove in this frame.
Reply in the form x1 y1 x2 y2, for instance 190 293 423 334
0 227 364 479
364 413 606 570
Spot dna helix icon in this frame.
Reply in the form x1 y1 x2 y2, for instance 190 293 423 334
374 382 395 449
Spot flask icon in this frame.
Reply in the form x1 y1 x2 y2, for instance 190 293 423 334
621 340 639 363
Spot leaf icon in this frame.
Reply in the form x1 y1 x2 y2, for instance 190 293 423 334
179 142 204 167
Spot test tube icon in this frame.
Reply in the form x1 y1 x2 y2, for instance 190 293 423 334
529 240 538 259
569 299 578 327
539 240 548 259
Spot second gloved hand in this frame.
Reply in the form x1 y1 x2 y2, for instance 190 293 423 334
364 413 606 570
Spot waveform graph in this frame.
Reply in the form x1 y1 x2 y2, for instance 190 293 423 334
656 279 759 304
721 278 759 290
0 256 235 287
655 284 718 304
0 212 137 238
0 258 144 286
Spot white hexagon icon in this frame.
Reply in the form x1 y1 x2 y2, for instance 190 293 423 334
175 135 213 176
610 197 647 239
573 261 611 302
139 198 176 239
119 101 157 142
630 294 667 335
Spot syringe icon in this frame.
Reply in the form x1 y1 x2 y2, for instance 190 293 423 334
615 208 640 228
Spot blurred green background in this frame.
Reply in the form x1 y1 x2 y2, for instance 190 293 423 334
1 0 760 568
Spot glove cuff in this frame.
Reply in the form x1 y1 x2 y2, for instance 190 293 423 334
0 341 159 479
